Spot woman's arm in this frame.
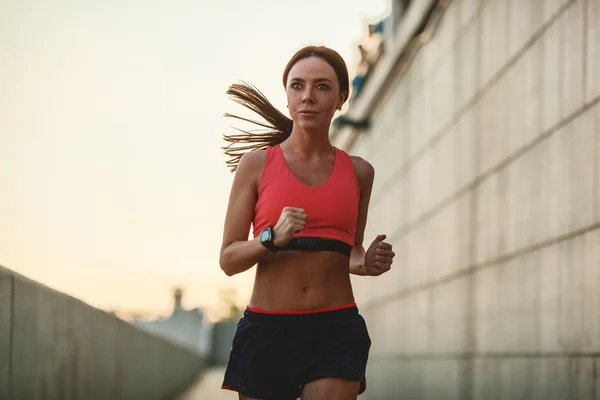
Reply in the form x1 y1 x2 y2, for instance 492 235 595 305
349 157 375 275
219 151 269 276
349 157 395 276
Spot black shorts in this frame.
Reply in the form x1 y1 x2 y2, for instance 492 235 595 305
221 303 371 399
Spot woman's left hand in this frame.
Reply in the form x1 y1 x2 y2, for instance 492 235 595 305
364 234 395 276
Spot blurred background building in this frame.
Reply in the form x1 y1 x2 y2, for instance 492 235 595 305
133 288 212 357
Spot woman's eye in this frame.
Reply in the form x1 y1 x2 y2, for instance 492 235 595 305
317 84 329 90
292 83 302 89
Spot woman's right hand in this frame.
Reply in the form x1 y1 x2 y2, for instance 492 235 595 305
273 207 307 247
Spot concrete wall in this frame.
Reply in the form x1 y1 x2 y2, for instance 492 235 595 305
210 320 236 367
0 265 205 400
135 309 213 358
334 0 600 398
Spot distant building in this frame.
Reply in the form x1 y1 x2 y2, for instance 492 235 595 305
133 288 212 357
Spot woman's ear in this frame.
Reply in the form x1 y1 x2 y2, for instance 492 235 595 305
337 91 348 110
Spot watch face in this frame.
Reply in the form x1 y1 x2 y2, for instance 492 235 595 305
260 228 271 242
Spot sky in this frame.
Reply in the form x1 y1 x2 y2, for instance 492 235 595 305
0 0 389 319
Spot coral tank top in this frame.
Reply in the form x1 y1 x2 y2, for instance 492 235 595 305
252 144 360 247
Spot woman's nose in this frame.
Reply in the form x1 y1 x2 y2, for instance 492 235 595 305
302 89 315 104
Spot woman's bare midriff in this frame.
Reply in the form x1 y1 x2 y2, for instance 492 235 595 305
249 251 355 311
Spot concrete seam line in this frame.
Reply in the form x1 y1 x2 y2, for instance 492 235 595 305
369 0 579 208
376 93 600 247
361 221 600 312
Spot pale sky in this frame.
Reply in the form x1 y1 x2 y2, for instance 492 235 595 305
0 0 389 319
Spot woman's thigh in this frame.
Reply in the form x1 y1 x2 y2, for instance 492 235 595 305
301 377 360 400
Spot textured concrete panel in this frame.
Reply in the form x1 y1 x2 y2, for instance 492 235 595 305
478 0 508 89
587 0 600 103
361 358 405 400
433 126 456 205
427 195 471 280
508 0 544 59
367 289 440 357
475 253 540 353
0 267 11 400
408 152 433 224
35 284 69 400
559 236 589 352
595 104 600 223
561 0 585 119
507 40 542 156
414 85 436 154
473 357 595 400
70 300 120 400
553 124 572 236
505 150 541 254
456 20 478 109
537 136 561 241
474 172 506 265
364 358 466 400
429 0 458 61
523 144 545 246
117 321 149 399
538 243 562 352
432 56 456 133
419 359 465 400
583 230 600 352
10 274 40 400
408 91 425 160
458 0 479 31
555 111 596 234
405 222 432 288
571 109 596 231
541 358 595 400
371 178 406 244
543 0 570 25
512 252 543 351
542 16 562 133
455 108 476 189
478 78 509 174
430 277 469 354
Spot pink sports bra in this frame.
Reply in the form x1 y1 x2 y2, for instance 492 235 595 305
252 144 360 249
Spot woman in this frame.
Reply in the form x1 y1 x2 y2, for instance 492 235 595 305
219 45 395 400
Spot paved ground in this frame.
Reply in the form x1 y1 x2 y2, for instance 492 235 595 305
178 367 238 400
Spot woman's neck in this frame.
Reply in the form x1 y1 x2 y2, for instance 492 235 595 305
284 126 333 157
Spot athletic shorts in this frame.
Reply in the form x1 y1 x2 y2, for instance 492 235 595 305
221 303 371 399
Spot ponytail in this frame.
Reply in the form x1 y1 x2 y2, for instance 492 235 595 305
222 82 293 172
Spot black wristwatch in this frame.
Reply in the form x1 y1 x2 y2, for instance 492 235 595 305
259 226 278 252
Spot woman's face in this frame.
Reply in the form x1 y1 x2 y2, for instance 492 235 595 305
285 56 345 131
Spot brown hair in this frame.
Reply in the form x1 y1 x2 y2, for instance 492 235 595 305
222 46 350 172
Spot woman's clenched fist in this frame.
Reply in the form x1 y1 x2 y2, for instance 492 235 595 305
273 207 307 247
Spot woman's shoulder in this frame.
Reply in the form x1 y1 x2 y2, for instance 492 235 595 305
334 147 372 171
235 149 268 179
348 155 374 191
349 155 374 176
239 148 267 164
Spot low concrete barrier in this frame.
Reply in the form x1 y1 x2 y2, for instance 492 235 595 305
210 320 236 366
0 265 205 400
